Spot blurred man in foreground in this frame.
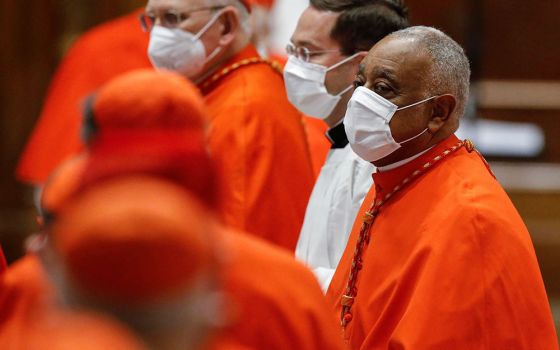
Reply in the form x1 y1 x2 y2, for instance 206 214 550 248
3 70 343 350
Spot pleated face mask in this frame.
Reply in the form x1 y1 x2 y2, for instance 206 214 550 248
148 11 223 79
344 86 437 162
283 53 359 120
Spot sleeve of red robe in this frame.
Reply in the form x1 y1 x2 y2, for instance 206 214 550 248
205 52 315 251
16 9 151 184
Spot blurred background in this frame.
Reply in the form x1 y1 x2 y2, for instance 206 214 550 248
1 0 559 336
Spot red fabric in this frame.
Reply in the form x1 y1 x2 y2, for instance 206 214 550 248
52 177 215 304
327 135 559 349
0 247 7 274
212 226 344 350
16 9 151 184
201 45 314 250
246 0 275 10
41 155 88 219
303 116 331 178
23 310 145 350
0 255 145 349
84 130 217 208
92 69 206 131
0 255 55 348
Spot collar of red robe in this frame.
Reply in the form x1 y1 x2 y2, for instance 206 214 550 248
198 44 279 94
372 134 461 196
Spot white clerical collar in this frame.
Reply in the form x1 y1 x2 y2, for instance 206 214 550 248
377 146 436 172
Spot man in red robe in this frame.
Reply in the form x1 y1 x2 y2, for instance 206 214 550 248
143 0 314 250
327 26 559 349
16 8 151 184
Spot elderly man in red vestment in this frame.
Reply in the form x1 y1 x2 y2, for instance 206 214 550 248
140 0 314 250
326 26 559 349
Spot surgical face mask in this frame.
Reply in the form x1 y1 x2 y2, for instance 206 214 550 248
148 11 223 79
283 53 360 120
344 86 437 162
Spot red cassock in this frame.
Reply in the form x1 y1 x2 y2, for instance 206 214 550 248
0 247 6 274
16 9 150 184
201 44 314 250
327 135 559 349
215 227 343 349
0 254 55 349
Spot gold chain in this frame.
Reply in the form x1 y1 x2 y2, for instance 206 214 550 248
199 57 283 90
340 139 474 328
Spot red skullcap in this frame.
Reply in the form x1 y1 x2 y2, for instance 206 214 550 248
92 69 207 131
83 129 217 208
52 176 216 304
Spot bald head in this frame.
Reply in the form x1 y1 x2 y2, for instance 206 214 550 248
384 26 471 120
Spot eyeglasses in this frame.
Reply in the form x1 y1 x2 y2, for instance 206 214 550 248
138 6 225 32
285 43 340 62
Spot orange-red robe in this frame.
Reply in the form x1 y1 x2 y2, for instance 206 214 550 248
327 135 558 349
0 247 6 274
218 227 342 349
0 254 55 349
16 9 150 184
0 238 342 350
0 255 145 349
303 117 331 177
201 45 314 250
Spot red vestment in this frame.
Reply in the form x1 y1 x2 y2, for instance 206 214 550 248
201 45 314 250
16 9 150 184
327 135 558 349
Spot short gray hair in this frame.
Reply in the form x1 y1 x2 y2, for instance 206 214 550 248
208 0 251 35
388 26 471 118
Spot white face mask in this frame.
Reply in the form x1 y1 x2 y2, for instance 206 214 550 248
148 11 223 79
283 53 360 120
344 86 437 162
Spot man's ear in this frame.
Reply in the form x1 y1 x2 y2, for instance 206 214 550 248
428 94 456 133
218 7 240 46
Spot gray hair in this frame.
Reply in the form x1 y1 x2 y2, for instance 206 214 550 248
388 26 471 118
209 0 252 35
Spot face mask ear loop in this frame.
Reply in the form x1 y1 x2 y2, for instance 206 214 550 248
396 95 439 111
326 52 361 72
398 128 429 144
193 9 225 40
336 84 354 97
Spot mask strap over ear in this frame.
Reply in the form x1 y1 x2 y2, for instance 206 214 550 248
326 52 361 72
194 9 226 40
336 84 354 97
396 95 439 111
398 128 429 145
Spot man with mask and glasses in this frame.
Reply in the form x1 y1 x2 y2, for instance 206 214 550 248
140 0 314 251
286 0 409 291
327 26 558 349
